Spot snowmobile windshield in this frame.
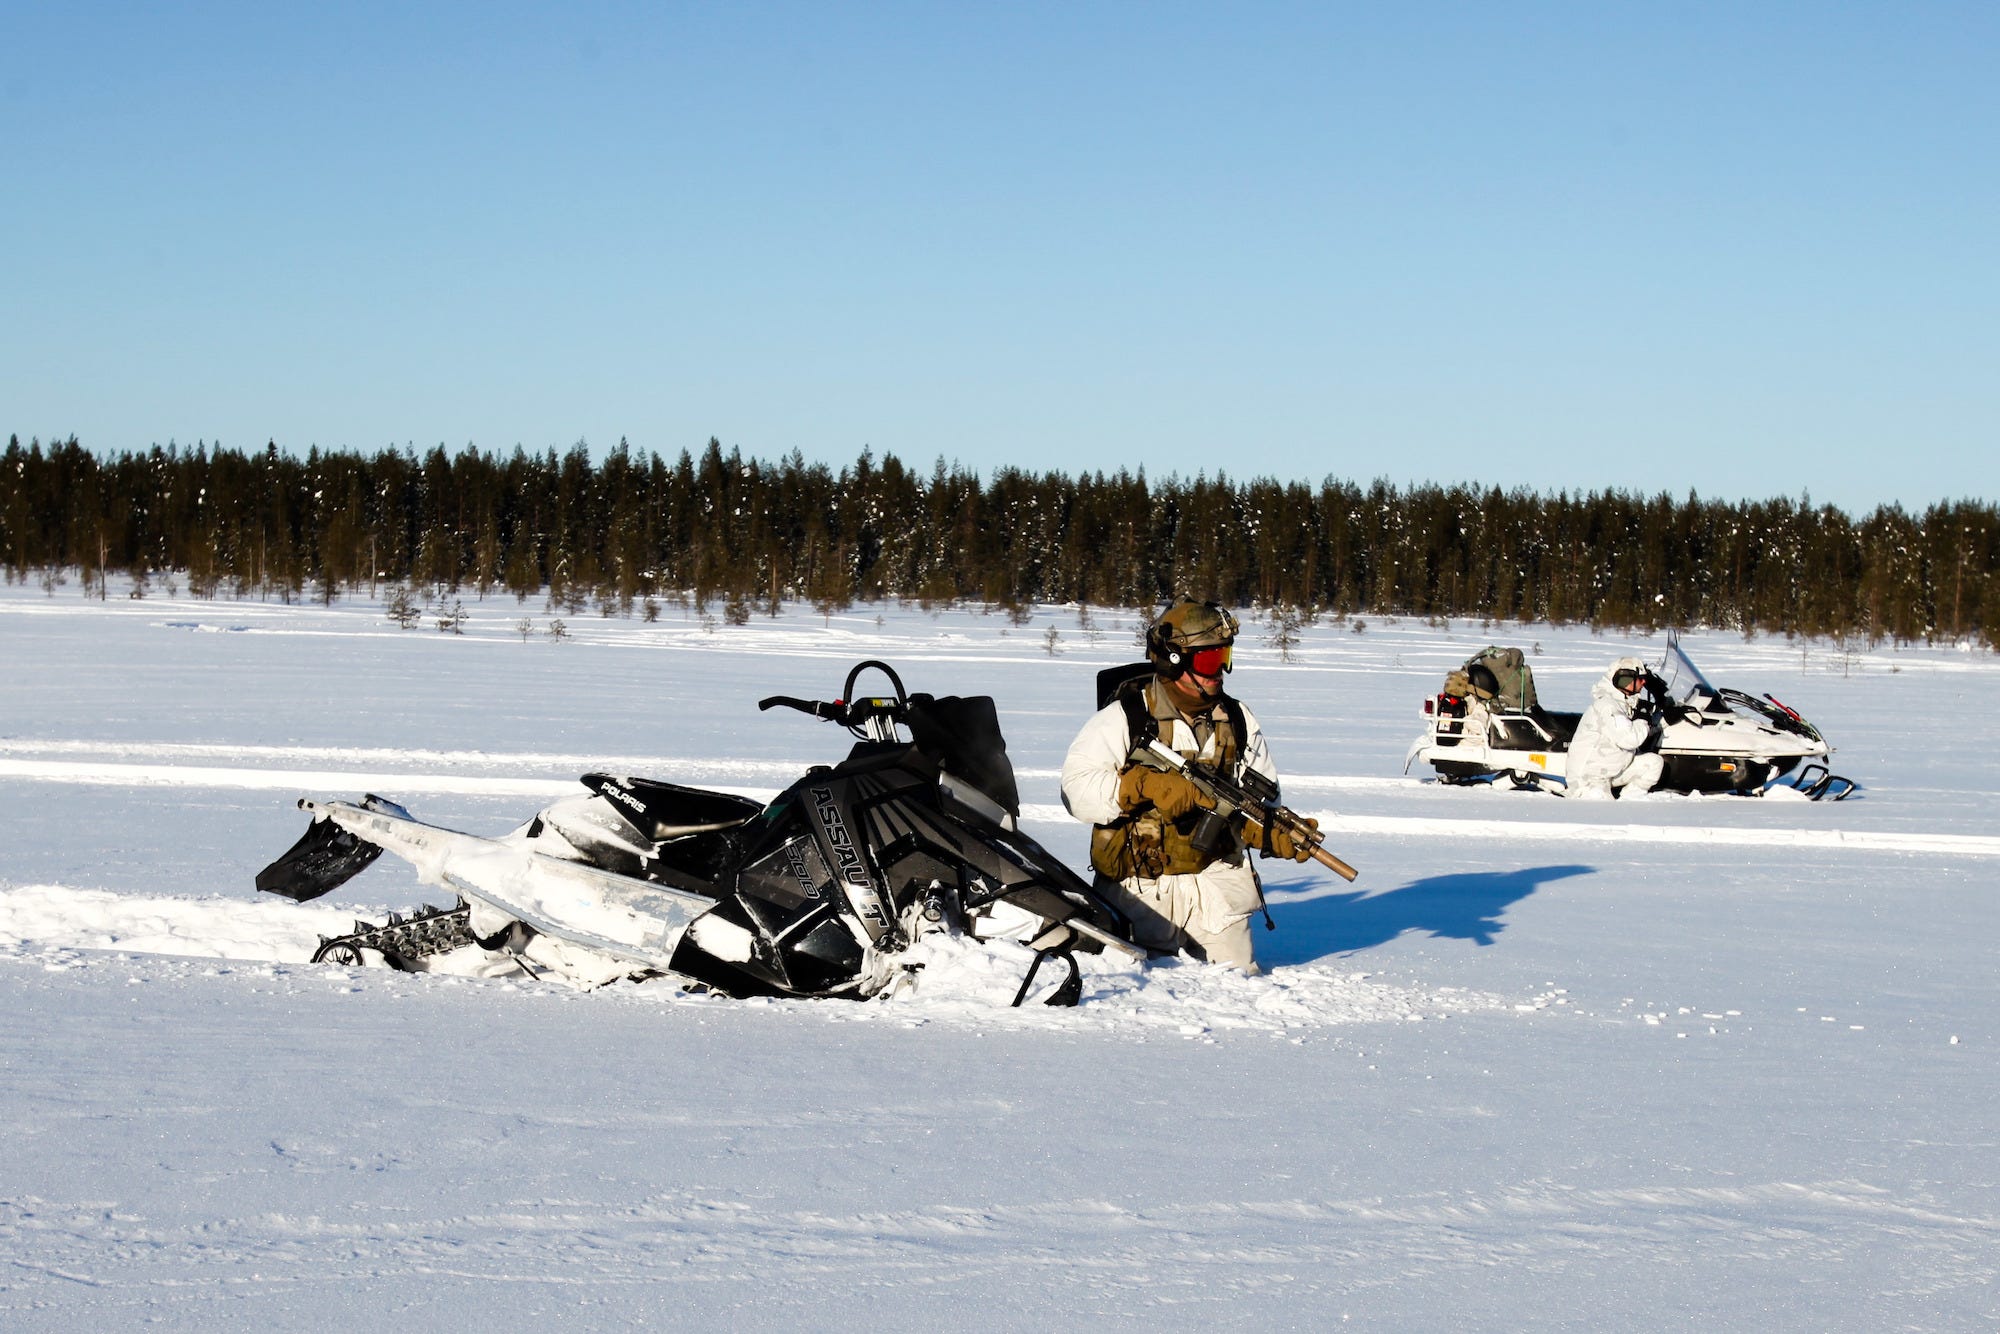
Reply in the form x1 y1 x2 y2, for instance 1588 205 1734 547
1655 636 1721 705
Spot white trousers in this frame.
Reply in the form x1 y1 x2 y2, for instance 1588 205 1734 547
1569 751 1664 801
1096 859 1262 973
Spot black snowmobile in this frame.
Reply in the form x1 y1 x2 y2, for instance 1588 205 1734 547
256 660 1140 1004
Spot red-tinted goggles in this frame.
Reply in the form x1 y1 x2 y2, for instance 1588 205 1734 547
1187 644 1232 677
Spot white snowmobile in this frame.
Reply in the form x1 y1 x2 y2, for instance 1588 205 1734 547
257 660 1142 1003
1404 633 1853 798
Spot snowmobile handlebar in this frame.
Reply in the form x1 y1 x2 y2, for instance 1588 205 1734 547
758 694 848 722
757 694 909 727
759 660 916 734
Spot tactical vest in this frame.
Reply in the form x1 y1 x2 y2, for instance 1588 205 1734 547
1090 679 1246 880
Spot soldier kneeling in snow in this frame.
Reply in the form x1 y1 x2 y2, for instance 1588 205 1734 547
1567 657 1665 800
1060 600 1314 974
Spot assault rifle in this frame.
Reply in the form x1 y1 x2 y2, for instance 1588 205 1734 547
1129 739 1359 882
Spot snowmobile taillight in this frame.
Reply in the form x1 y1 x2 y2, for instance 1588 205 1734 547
1424 697 1434 716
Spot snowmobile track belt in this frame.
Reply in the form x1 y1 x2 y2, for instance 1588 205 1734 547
312 898 477 970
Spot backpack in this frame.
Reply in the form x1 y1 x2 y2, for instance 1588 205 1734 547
1464 645 1539 713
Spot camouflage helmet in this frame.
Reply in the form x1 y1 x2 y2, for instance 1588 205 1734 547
1147 599 1239 674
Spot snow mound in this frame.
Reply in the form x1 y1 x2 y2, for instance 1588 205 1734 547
0 885 1499 1038
0 885 357 961
861 930 1503 1037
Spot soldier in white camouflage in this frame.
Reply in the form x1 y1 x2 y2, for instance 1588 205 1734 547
1059 600 1315 973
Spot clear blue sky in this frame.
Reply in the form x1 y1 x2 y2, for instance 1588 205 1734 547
5 2 1993 514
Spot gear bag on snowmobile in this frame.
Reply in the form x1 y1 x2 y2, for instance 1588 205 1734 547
1459 645 1539 714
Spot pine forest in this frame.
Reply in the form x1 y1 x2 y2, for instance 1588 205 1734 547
4 435 1994 649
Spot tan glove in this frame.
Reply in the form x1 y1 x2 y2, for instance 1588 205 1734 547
1265 815 1319 863
1116 766 1206 820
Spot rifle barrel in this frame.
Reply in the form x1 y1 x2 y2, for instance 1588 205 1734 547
1310 845 1360 881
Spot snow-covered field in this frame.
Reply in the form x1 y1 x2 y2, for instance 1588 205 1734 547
3 581 1996 1331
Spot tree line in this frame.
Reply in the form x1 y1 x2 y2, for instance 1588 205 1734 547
3 434 1995 647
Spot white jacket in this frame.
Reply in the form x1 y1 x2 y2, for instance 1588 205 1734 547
1059 689 1279 957
1059 695 1277 827
1567 658 1657 789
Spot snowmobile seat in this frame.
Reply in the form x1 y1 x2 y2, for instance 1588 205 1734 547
1539 709 1581 745
580 773 763 841
1487 709 1580 750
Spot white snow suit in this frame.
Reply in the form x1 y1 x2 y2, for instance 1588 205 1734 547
1566 657 1664 800
1060 684 1277 972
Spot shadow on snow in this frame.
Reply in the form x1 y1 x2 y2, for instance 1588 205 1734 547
1258 863 1596 966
